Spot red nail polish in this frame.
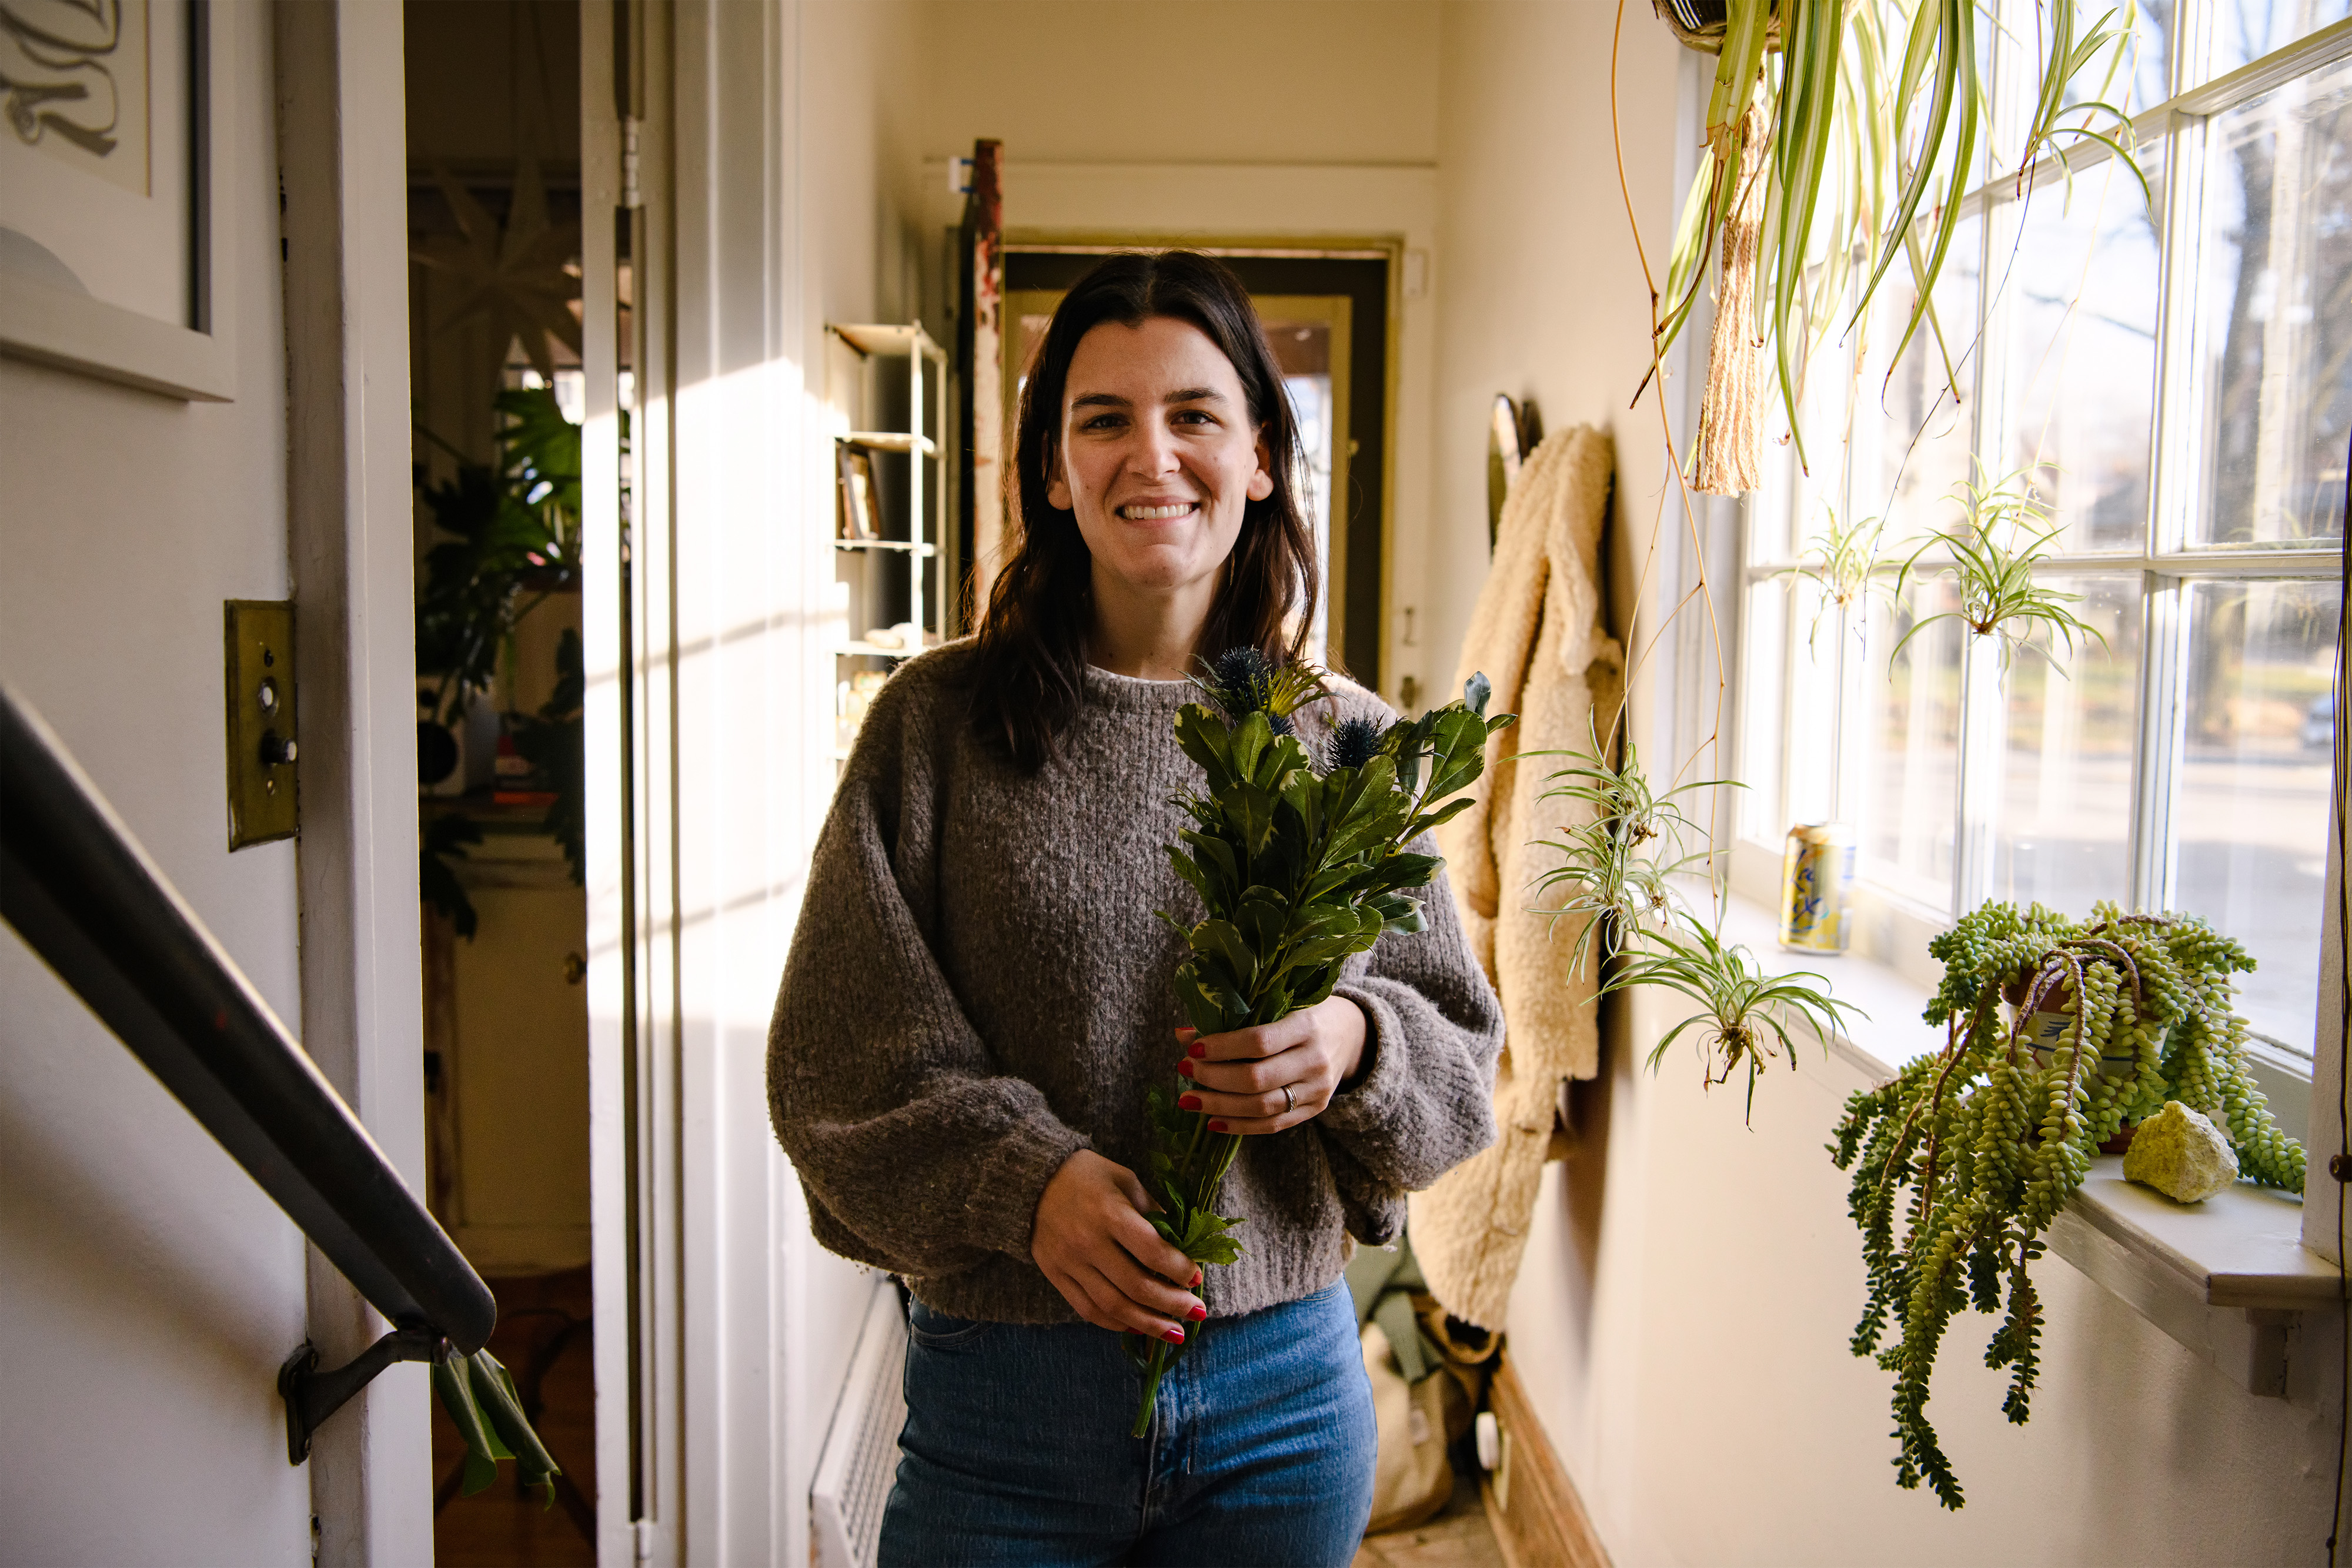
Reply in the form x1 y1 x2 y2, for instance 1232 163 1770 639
1163 1327 1186 1345
1177 1059 1195 1078
1208 1120 1229 1133
1178 1094 1202 1111
1188 1305 1207 1322
1192 1269 1204 1286
1188 1040 1208 1059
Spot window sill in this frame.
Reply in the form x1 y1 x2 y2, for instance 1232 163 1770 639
1710 890 2340 1396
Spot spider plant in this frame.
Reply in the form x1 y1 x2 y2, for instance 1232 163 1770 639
1528 724 1726 980
1655 0 2146 473
1780 506 1896 654
1606 911 1866 1120
1892 467 2107 670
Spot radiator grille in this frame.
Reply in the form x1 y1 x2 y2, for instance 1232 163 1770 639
811 1279 909 1568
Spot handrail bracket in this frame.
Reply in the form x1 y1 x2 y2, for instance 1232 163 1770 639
279 1326 445 1465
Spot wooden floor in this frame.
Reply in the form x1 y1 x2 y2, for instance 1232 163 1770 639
432 1268 597 1568
1354 1473 1509 1568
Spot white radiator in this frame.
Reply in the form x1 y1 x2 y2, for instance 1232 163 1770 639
810 1278 910 1568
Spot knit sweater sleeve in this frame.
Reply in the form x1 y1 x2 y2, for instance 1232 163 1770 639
1317 837 1505 1236
765 668 1085 1278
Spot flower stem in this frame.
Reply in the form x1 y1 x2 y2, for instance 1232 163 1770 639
1132 1340 1170 1437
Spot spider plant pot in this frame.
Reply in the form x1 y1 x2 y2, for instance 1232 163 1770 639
1649 0 1779 55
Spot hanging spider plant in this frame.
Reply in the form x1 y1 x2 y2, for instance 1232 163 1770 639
1528 727 1857 1118
1606 911 1866 1119
1780 505 1897 654
1655 0 2146 476
1892 466 2107 670
1528 723 1725 979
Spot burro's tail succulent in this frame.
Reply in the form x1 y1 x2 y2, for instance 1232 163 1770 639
1128 654 1514 1437
1831 900 2303 1509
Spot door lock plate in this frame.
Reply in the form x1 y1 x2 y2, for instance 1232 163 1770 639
225 599 298 849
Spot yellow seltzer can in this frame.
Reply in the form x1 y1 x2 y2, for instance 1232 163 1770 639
1779 823 1856 952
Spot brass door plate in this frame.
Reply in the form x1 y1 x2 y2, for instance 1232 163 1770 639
225 600 299 848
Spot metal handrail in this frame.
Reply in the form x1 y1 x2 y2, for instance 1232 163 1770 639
0 683 496 1390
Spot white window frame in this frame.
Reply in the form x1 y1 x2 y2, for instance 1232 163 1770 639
1729 9 2352 1079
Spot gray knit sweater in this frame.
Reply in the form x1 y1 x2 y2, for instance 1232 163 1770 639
766 641 1504 1323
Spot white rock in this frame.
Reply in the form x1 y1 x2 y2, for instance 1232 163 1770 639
2122 1101 2240 1203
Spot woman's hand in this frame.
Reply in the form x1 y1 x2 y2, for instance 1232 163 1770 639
1031 1149 1205 1340
1175 995 1368 1135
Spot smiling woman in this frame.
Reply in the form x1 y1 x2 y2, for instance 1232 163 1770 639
969 251 1321 770
766 252 1504 1568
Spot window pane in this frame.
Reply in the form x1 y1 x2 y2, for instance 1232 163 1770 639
1851 218 1983 539
1990 576 2145 912
1739 579 1789 843
2059 0 2182 114
2173 577 2341 1052
2000 152 2164 551
1786 576 1843 828
1860 573 1965 908
2207 0 2352 82
2119 0 2184 113
2189 55 2352 548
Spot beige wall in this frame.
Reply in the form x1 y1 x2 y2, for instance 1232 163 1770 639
917 0 1441 167
1428 5 2339 1564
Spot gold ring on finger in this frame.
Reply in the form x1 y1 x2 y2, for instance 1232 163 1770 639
1281 1084 1295 1115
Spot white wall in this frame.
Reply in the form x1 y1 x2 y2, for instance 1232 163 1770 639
0 3 312 1562
643 3 927 1562
1429 5 2341 1564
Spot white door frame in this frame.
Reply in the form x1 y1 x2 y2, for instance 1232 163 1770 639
586 5 878 1564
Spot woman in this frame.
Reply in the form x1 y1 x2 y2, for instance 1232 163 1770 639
768 251 1501 1568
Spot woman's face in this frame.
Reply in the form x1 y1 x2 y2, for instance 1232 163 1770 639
1046 315 1274 603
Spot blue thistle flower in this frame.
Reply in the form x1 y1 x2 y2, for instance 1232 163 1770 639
1322 715 1384 773
1208 646 1276 716
1268 711 1295 737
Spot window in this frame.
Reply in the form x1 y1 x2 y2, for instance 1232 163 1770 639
1738 4 2350 1059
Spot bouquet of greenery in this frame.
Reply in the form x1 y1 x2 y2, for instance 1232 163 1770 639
1130 648 1514 1435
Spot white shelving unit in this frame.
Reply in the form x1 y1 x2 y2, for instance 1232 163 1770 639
831 323 949 760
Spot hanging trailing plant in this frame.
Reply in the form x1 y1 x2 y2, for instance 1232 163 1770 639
1832 900 2306 1509
1893 466 2107 669
1651 0 2147 485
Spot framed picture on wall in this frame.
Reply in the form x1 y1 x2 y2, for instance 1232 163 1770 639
0 0 231 400
837 443 879 541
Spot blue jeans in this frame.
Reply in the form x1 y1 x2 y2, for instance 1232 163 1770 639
880 1279 1376 1568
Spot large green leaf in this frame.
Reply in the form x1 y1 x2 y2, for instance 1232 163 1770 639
1175 704 1234 779
1174 964 1232 1035
1223 782 1278 858
1191 920 1259 994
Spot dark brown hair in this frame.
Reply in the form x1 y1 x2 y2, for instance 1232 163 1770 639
967 250 1318 771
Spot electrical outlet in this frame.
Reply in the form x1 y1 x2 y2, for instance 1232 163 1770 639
225 600 298 849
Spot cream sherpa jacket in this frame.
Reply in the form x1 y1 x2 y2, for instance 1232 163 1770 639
1408 426 1623 1329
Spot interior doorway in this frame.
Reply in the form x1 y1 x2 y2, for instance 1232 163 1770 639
1003 249 1394 689
406 2 598 1561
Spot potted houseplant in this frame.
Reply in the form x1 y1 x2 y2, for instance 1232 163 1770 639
1833 900 2305 1508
